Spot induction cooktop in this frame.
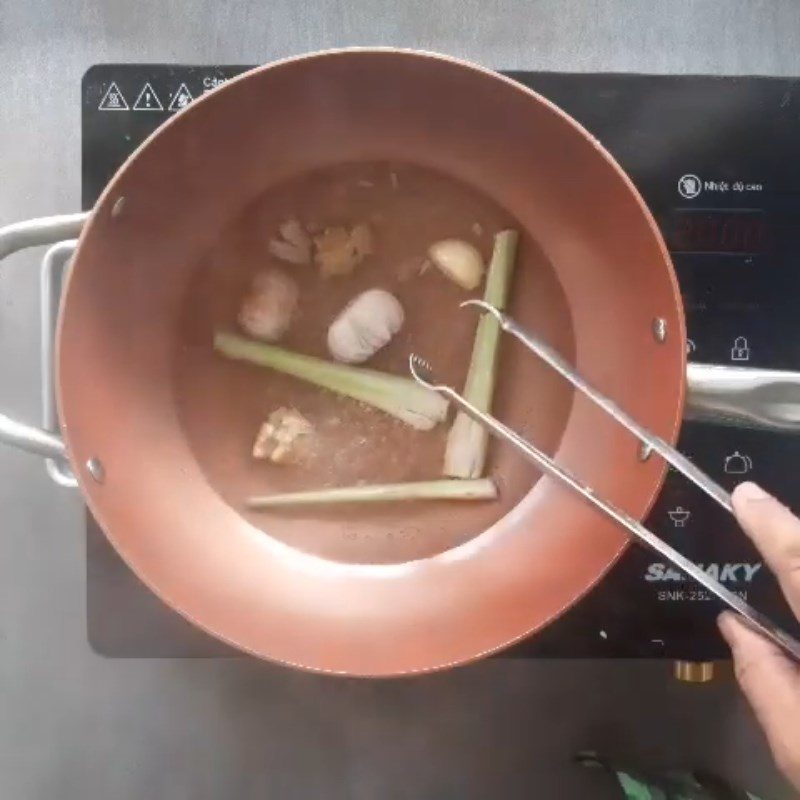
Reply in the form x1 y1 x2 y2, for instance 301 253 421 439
80 65 800 660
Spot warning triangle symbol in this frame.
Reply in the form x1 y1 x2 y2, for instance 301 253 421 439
168 83 194 112
98 82 128 111
132 82 164 111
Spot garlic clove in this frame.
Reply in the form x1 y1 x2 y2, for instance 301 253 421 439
327 289 404 364
428 239 485 290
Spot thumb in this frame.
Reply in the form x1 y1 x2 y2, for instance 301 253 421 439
732 482 800 618
719 612 800 788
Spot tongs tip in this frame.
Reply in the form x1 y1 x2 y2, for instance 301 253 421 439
408 353 437 389
460 298 505 324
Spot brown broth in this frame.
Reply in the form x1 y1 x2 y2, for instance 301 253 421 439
174 161 576 564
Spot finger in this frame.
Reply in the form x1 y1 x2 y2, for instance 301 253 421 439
719 612 800 787
732 482 800 615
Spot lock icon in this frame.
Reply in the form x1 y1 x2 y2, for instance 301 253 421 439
731 336 750 362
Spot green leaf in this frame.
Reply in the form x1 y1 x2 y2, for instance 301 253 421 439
617 772 656 800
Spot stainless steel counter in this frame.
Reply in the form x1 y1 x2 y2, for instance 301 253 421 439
1 1 798 797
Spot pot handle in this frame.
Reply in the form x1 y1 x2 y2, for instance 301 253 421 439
685 363 800 433
0 213 89 460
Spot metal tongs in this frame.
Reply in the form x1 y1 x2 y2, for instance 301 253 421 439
409 299 800 662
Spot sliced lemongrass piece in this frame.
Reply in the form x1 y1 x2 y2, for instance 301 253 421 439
214 332 448 431
444 229 519 478
246 478 497 509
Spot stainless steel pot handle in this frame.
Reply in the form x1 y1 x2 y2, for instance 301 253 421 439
0 213 89 460
41 240 79 486
686 363 800 433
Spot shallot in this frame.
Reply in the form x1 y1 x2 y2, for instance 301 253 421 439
238 268 299 342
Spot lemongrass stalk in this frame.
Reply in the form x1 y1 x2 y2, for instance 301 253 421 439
246 478 497 509
444 229 519 477
214 332 448 431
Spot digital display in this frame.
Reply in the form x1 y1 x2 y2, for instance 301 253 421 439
662 210 770 255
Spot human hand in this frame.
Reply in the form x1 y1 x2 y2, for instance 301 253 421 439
719 481 800 789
